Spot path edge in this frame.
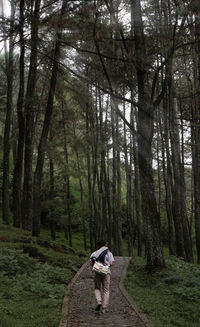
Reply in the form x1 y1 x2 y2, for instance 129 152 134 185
119 257 154 327
58 260 89 327
59 257 155 327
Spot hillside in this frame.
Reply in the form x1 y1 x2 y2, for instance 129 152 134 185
125 256 200 327
0 224 88 327
1 224 200 327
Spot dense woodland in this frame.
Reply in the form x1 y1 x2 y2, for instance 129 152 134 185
0 0 200 268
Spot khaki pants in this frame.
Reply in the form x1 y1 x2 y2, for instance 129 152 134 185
94 273 111 308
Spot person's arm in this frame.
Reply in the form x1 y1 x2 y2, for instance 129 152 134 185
90 254 96 266
108 251 115 267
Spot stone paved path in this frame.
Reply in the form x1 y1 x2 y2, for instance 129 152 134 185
59 257 153 327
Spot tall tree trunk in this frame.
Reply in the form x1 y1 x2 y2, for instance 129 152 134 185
62 108 72 247
130 10 142 257
13 0 25 228
74 131 87 251
159 95 175 255
99 90 108 240
192 12 200 264
116 107 123 255
90 91 98 244
132 106 142 257
23 0 41 231
155 111 162 216
2 2 15 225
123 99 133 257
131 0 164 268
111 96 118 255
105 134 112 250
33 0 67 236
49 154 56 240
85 90 94 251
168 59 193 262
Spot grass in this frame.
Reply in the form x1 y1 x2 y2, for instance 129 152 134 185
0 224 88 327
1 223 200 327
124 255 200 327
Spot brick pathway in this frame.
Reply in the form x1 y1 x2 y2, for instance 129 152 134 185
59 257 154 327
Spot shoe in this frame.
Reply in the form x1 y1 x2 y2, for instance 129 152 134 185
95 304 102 311
102 307 109 313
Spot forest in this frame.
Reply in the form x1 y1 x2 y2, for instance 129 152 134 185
0 0 200 270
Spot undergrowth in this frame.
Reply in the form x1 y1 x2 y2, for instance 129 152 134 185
124 255 200 327
2 223 200 327
0 224 88 327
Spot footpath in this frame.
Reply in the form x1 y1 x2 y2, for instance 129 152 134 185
59 257 154 327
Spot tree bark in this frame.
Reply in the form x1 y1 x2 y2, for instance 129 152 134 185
99 90 108 241
33 0 67 236
168 59 193 262
111 96 118 255
49 153 56 240
74 129 87 251
192 12 200 263
131 0 164 268
85 86 94 251
2 1 15 225
13 0 25 228
91 89 99 244
123 100 133 256
132 105 142 257
116 104 123 256
62 107 72 247
159 95 175 255
23 0 41 231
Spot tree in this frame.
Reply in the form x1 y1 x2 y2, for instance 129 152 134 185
2 0 15 225
13 0 25 228
33 0 68 236
130 0 164 268
23 0 41 231
191 9 200 264
1 0 200 266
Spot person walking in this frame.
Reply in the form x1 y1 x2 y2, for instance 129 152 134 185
90 240 115 313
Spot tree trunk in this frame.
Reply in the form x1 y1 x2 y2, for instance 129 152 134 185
99 90 108 241
111 96 118 255
159 95 175 255
85 87 94 251
168 59 193 262
155 111 162 217
132 104 142 257
13 0 25 228
90 90 99 245
23 0 41 231
123 100 133 256
74 128 87 251
49 154 56 240
192 12 200 264
33 0 67 236
105 142 112 250
116 106 123 256
2 2 15 225
62 107 72 247
131 0 164 268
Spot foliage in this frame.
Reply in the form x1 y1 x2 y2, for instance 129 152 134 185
0 224 88 327
125 255 200 327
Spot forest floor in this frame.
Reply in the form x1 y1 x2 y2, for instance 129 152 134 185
59 257 153 327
